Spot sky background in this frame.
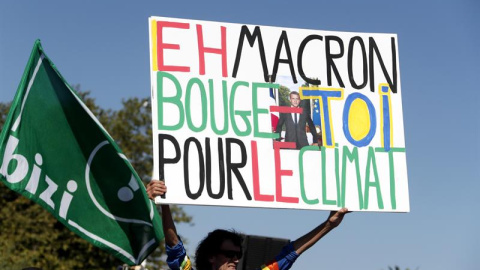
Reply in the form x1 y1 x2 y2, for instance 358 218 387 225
1 1 479 270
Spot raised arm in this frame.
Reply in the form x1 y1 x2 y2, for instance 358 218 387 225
259 208 349 270
293 208 348 255
146 180 179 247
147 180 192 270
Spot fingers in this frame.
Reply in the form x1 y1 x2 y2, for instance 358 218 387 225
328 207 347 215
147 180 167 199
331 208 348 213
149 180 166 189
332 208 349 218
327 207 349 227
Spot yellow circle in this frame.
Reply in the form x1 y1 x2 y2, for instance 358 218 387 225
348 99 371 140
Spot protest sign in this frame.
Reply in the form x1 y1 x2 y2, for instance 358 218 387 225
0 40 164 265
149 17 409 212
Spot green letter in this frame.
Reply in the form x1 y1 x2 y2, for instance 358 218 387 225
209 79 229 135
375 147 406 210
230 81 252 136
185 77 207 132
364 147 384 209
334 143 341 207
321 147 337 205
157 72 184 130
341 146 364 209
252 82 279 139
299 146 320 205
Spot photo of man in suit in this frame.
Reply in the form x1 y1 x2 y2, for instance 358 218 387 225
275 91 319 150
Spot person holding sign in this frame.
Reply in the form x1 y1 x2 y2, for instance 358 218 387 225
275 91 319 149
147 180 348 270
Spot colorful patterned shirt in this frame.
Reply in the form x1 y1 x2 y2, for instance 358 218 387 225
165 239 299 270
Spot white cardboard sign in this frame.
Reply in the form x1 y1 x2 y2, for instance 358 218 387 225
149 16 409 212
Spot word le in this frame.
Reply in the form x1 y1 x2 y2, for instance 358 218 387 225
0 135 77 219
152 20 398 93
158 135 404 210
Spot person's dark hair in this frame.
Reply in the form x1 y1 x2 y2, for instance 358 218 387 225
195 229 243 270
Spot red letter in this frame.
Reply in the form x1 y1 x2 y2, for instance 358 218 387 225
251 141 274 202
196 24 227 77
157 21 190 72
273 141 299 203
270 105 303 114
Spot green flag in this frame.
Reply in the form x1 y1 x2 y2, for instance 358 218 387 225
0 40 164 266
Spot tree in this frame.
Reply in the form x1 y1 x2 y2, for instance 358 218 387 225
387 266 419 270
0 88 191 269
0 101 9 128
278 85 291 107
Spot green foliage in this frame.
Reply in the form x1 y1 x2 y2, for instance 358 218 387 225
0 88 192 269
101 97 153 182
0 101 10 127
277 80 311 107
0 192 120 269
1 95 119 269
278 85 291 106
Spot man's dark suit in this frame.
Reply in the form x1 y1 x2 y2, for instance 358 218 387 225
275 103 319 150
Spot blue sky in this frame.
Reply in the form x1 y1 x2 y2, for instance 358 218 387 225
1 1 479 269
